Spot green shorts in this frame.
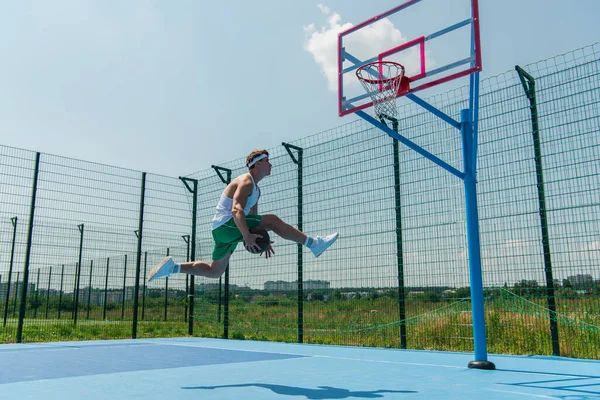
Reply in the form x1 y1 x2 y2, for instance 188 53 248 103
211 215 262 260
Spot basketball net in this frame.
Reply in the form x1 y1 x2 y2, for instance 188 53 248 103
356 61 405 120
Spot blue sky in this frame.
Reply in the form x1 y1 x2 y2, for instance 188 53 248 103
0 0 598 177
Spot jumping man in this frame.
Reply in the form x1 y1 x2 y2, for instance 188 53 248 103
147 149 338 282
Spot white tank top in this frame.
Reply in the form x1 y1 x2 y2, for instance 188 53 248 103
211 174 260 230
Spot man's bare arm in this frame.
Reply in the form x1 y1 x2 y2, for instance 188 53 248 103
231 177 254 240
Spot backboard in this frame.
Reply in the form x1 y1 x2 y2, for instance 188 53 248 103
338 0 481 117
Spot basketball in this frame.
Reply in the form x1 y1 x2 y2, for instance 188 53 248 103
243 227 271 254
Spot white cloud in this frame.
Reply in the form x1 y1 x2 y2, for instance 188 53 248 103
303 5 429 93
303 6 352 92
316 4 330 15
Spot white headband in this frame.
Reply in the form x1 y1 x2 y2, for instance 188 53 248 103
247 153 268 168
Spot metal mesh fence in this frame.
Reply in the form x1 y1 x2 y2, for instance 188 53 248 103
0 44 598 359
0 150 194 341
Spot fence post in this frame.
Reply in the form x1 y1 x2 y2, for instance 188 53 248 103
180 175 199 336
189 212 197 335
103 258 109 320
13 272 20 318
183 235 190 323
132 171 147 339
283 143 304 343
74 224 84 325
378 116 408 350
3 216 18 327
17 152 40 343
34 269 40 319
142 253 147 320
45 266 52 319
87 260 93 320
212 165 232 338
58 267 64 319
392 131 408 349
122 254 127 319
515 65 560 356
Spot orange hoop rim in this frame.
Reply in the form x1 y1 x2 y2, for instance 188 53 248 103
356 61 405 85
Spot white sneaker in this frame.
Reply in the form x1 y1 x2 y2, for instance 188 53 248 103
310 233 339 258
147 256 176 283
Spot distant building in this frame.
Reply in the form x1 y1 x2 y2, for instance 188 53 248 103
195 282 250 292
264 280 330 291
195 282 221 291
305 280 330 290
264 281 294 291
0 282 36 300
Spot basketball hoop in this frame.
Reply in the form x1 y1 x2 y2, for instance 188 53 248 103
356 61 406 120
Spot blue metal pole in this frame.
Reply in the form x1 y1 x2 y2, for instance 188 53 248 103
461 109 495 370
470 72 481 170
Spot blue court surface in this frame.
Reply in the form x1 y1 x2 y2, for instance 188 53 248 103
1 338 599 399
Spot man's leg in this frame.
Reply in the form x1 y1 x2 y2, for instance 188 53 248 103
259 214 307 244
147 253 231 282
180 253 231 278
259 214 339 257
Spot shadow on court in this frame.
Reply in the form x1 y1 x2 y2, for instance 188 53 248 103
182 383 417 399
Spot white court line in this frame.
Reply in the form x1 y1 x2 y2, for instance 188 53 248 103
484 388 560 399
154 341 464 369
310 354 464 369
154 340 600 378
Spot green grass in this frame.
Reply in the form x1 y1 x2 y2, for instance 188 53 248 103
1 296 598 360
